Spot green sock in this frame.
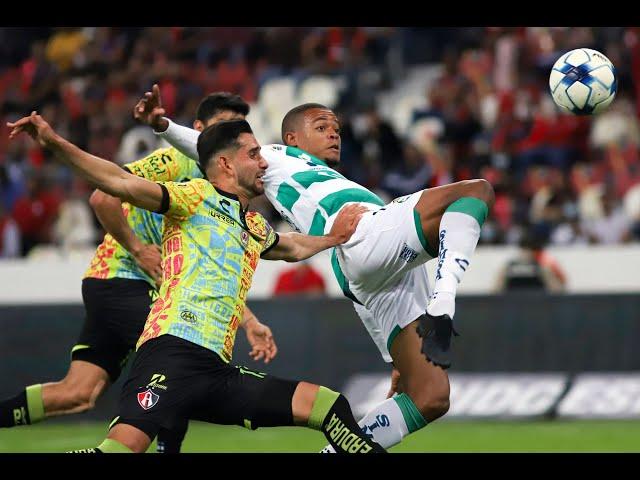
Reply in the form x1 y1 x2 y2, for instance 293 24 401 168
96 438 133 453
0 384 44 427
25 384 45 424
308 386 340 430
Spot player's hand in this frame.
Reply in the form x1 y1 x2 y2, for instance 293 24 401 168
243 318 278 364
328 204 368 244
133 84 168 132
7 112 58 147
132 243 163 287
386 368 401 398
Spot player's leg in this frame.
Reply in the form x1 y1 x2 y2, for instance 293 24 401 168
322 271 442 452
413 179 494 319
68 335 187 453
45 278 148 416
43 360 111 416
0 278 134 428
156 419 189 453
0 361 108 428
192 363 386 453
96 278 189 454
321 320 449 453
68 424 148 453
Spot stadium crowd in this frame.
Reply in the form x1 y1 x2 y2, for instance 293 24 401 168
1 27 639 258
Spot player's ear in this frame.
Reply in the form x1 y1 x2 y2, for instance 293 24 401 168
284 131 297 146
193 120 205 132
217 155 233 175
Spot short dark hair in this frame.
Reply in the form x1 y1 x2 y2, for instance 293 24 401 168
281 103 329 143
196 92 250 122
197 119 253 171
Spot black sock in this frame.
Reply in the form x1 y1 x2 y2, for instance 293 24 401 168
321 394 386 453
67 448 103 453
157 420 189 453
0 391 30 428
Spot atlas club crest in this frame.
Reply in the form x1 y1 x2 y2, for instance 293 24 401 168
137 389 159 410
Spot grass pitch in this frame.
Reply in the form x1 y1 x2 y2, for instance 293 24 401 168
1 419 639 453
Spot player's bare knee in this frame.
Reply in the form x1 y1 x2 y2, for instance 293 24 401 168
404 380 450 422
424 395 450 421
413 391 450 422
468 178 495 207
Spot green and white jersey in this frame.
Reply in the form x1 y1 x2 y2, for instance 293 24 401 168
155 121 386 235
260 145 385 236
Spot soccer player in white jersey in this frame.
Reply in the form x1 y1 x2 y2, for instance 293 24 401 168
134 85 494 451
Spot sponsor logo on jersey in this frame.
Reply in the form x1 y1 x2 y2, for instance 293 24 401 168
392 195 411 204
220 199 231 214
241 231 249 247
146 373 168 390
210 210 235 226
180 310 198 324
399 243 418 263
137 389 160 410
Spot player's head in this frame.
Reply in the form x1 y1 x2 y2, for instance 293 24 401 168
194 93 250 131
197 119 267 197
281 104 341 166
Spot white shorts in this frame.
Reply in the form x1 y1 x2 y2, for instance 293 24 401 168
352 266 431 362
334 191 436 362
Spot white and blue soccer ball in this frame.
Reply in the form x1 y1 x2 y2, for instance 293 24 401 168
549 48 617 115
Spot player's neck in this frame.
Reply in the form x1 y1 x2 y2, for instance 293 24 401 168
211 180 250 210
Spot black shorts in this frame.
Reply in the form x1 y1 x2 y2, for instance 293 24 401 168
72 278 155 382
112 335 298 440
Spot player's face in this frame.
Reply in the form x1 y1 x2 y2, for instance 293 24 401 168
194 111 246 131
297 109 341 166
234 133 267 197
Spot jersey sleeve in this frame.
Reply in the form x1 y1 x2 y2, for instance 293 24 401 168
261 222 279 256
157 178 210 222
245 211 280 257
124 147 189 182
154 118 200 160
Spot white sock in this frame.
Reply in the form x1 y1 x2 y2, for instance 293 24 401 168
320 393 426 452
428 198 488 319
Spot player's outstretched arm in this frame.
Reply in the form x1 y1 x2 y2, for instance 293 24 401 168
134 84 199 159
262 204 367 262
8 112 164 213
90 190 163 285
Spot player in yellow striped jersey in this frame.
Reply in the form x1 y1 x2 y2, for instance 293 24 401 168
0 95 275 455
9 113 384 453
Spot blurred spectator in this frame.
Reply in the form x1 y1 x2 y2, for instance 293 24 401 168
11 174 62 256
1 27 639 255
382 144 431 198
581 186 633 244
45 28 88 73
273 261 326 297
0 204 20 258
52 179 97 252
495 229 567 292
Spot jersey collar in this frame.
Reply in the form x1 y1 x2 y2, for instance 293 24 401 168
214 186 249 225
214 186 240 202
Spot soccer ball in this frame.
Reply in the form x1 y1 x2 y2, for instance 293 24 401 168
549 48 617 115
